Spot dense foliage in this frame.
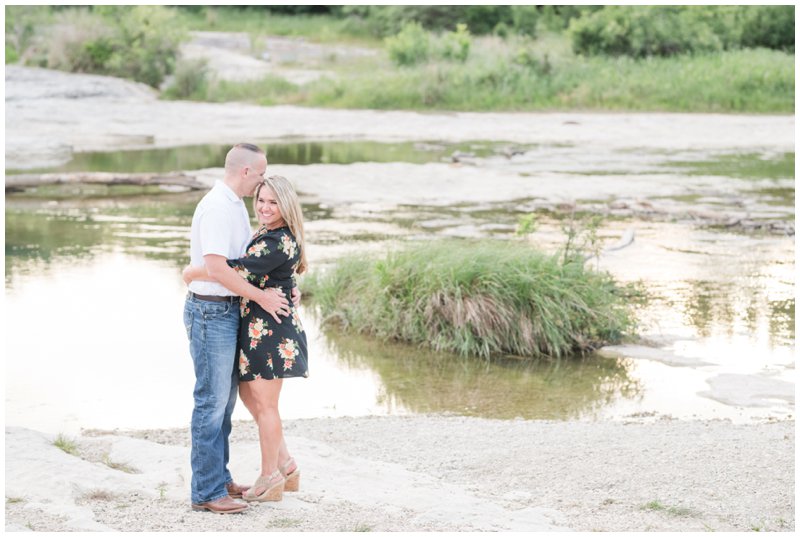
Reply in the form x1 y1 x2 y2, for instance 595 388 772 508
6 5 183 87
6 5 795 113
569 5 794 57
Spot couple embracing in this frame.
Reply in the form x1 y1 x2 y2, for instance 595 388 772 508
182 143 308 514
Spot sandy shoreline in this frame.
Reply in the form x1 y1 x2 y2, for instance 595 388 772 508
5 416 794 532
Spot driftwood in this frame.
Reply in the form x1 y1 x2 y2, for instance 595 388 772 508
5 171 208 191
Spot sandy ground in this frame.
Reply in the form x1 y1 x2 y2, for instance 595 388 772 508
4 417 794 532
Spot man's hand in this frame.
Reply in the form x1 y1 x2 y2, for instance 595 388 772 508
291 286 302 307
255 288 290 323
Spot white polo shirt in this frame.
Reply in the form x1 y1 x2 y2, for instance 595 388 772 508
187 180 252 297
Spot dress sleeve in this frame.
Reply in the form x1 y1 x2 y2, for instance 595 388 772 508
227 232 291 280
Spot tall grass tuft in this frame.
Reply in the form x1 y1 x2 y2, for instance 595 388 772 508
306 240 636 360
53 433 79 456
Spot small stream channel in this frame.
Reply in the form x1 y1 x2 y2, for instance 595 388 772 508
5 141 795 433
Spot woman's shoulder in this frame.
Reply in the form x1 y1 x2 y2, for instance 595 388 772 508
253 225 290 240
252 226 298 255
267 226 296 241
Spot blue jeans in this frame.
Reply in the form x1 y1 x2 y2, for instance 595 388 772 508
183 294 239 504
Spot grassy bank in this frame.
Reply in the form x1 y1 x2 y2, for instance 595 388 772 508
8 6 793 113
172 7 380 45
305 47 793 112
170 34 793 113
305 240 637 360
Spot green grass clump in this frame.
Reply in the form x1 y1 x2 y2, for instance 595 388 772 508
641 500 696 517
53 433 79 456
306 240 635 360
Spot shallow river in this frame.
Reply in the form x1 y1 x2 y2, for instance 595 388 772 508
5 139 794 434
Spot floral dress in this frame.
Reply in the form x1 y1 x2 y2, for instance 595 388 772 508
227 225 308 381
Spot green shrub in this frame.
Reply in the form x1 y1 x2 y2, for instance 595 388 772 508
162 58 209 100
343 5 512 36
99 6 184 87
511 6 539 38
439 23 471 62
569 5 795 58
12 6 184 87
5 5 50 65
741 5 795 51
462 5 512 35
493 22 510 39
307 240 635 360
5 45 18 63
385 21 430 66
45 10 114 73
569 6 723 58
539 5 601 32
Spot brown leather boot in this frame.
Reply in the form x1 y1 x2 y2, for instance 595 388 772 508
225 481 251 499
191 495 248 514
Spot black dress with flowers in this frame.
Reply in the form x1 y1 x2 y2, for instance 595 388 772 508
227 225 308 381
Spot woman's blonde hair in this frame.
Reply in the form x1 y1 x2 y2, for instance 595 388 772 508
254 175 308 274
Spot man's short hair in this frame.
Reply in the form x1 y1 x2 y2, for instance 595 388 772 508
225 143 265 173
233 142 264 155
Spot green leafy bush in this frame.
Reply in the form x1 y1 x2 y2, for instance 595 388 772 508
569 6 724 58
343 5 513 36
385 21 430 66
10 6 184 87
5 5 51 65
162 58 209 100
98 6 184 87
569 5 795 58
439 23 471 62
741 5 795 51
511 6 539 38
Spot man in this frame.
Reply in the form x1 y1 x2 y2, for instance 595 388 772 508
184 143 291 514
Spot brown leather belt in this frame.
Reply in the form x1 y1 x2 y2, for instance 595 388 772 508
189 291 238 303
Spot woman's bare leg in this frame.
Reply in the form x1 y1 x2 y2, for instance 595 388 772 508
239 378 283 494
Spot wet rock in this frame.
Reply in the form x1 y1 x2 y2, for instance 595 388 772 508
497 146 526 158
5 65 156 101
6 137 73 170
451 151 477 165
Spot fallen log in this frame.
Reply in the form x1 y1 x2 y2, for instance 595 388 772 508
5 171 208 191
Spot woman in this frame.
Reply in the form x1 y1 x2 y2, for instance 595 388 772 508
183 175 308 502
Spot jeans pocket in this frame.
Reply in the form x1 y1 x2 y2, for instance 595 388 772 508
183 308 193 340
202 300 234 320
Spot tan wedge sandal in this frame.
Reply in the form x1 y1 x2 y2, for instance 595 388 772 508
280 457 300 492
243 470 285 502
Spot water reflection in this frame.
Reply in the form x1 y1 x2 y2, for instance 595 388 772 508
679 280 795 348
322 326 642 420
5 191 202 283
5 140 512 175
5 184 794 425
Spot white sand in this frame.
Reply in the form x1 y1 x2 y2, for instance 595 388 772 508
5 416 794 532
